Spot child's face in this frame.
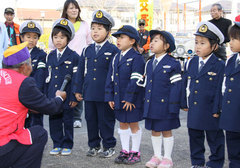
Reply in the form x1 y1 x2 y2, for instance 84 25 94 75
195 36 215 58
91 23 108 43
52 32 68 51
150 34 169 55
116 34 135 52
66 3 79 20
21 32 39 50
229 38 240 53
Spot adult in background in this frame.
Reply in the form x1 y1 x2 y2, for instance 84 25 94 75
0 22 9 68
137 19 150 61
49 0 92 128
0 42 66 168
209 3 232 61
4 7 21 46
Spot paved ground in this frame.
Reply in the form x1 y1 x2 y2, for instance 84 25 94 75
41 110 229 168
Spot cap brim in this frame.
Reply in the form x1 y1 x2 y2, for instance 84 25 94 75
234 21 240 28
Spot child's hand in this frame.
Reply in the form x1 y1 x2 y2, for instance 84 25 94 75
182 108 188 112
213 113 219 118
69 101 78 108
108 101 115 110
122 100 136 111
75 93 83 101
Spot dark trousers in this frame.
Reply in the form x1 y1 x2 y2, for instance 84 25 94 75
73 100 83 122
49 108 74 149
85 101 116 149
188 128 225 168
0 126 48 168
226 131 240 168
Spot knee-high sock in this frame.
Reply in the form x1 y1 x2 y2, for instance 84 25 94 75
163 136 174 160
151 135 163 159
118 128 131 152
131 129 142 152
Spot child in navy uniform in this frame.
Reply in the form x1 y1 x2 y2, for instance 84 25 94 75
220 21 240 168
19 20 47 127
182 21 225 168
74 10 118 158
138 30 181 168
105 25 145 164
46 18 79 156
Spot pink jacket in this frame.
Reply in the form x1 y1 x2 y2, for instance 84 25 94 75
49 21 92 56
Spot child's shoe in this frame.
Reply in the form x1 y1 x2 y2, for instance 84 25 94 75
86 146 101 156
99 147 115 158
114 150 129 164
124 151 141 164
157 158 173 168
145 156 162 168
50 147 62 155
61 148 72 156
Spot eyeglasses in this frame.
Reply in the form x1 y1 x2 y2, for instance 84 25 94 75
139 24 145 26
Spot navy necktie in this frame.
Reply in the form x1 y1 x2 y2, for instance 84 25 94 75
57 53 61 61
152 59 158 71
119 54 123 61
199 60 204 72
96 45 101 54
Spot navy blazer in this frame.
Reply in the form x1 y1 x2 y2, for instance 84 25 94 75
74 41 119 102
220 53 240 132
143 54 182 120
45 46 79 109
30 47 47 92
182 54 224 130
105 48 145 110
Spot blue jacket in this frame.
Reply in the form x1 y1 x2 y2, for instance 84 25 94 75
105 48 145 110
45 47 79 109
30 47 47 92
144 54 182 120
182 55 224 130
74 41 119 102
220 53 240 132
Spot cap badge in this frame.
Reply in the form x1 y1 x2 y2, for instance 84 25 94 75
96 11 103 18
60 19 68 26
199 24 208 33
27 22 35 29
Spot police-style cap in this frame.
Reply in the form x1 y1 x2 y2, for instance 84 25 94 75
4 7 14 14
112 25 140 42
195 21 224 44
3 42 30 66
234 15 240 28
138 19 145 25
92 10 115 28
20 20 43 36
150 30 176 52
52 18 75 40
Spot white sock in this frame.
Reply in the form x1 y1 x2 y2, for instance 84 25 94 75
151 135 163 159
131 129 142 152
163 136 174 161
118 128 131 152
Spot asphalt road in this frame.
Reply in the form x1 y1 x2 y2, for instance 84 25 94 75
41 110 229 168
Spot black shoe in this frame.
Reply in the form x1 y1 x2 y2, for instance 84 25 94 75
86 146 101 157
99 147 115 158
114 150 129 164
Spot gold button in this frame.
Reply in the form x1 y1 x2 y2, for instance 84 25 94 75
224 74 226 77
228 89 232 92
55 76 58 78
188 76 191 79
94 59 97 62
115 82 117 85
194 102 197 105
194 91 198 94
32 64 34 67
94 68 96 71
148 90 151 93
196 80 199 83
147 100 149 103
93 78 96 80
150 80 152 83
161 99 164 102
127 63 129 66
227 100 231 104
55 85 58 87
106 57 109 60
116 73 118 76
55 67 58 70
66 66 68 68
115 92 117 95
163 70 166 73
209 78 212 81
230 77 234 81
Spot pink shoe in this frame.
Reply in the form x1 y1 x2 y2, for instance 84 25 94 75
157 158 173 168
145 156 161 168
